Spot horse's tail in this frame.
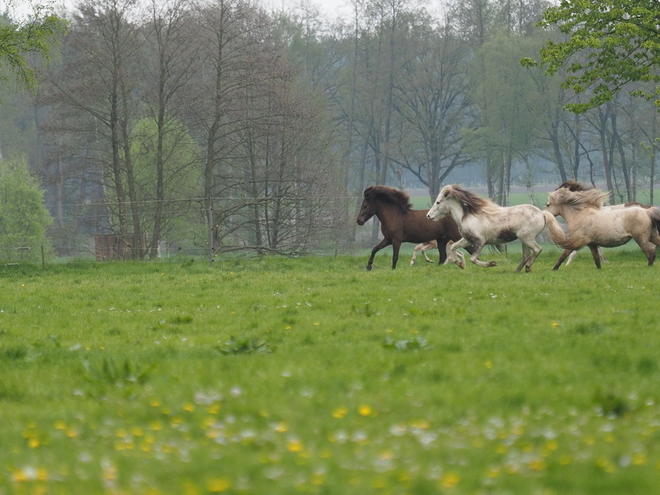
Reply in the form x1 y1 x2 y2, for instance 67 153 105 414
647 206 660 235
542 210 584 250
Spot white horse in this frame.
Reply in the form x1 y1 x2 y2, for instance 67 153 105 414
427 184 546 272
543 187 660 269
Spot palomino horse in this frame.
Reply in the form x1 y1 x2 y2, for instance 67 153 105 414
555 181 607 265
356 186 465 270
427 184 546 272
542 187 660 269
554 180 655 265
410 240 438 265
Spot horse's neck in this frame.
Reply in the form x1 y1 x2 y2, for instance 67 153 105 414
374 201 399 227
447 201 465 226
558 208 583 226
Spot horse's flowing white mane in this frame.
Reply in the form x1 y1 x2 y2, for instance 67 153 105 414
444 185 501 218
547 187 609 211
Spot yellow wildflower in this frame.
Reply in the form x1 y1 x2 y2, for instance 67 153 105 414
207 478 231 492
287 438 304 453
440 472 460 489
332 407 347 419
358 405 373 416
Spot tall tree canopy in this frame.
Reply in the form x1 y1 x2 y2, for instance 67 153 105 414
523 0 660 113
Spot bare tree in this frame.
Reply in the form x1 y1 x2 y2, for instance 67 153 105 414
392 17 474 199
39 0 146 255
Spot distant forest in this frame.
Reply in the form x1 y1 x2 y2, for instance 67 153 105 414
1 0 659 258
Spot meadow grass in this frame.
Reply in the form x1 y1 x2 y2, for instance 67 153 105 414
1 249 660 494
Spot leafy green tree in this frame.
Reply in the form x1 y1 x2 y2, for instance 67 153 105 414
0 8 66 90
0 157 52 262
524 0 660 113
130 118 199 256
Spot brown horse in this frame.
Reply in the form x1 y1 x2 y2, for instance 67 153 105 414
356 186 465 270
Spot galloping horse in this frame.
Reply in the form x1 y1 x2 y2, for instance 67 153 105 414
427 184 546 272
555 181 607 265
355 186 464 270
543 187 660 269
556 181 656 263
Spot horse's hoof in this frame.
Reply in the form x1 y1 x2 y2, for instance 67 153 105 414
366 266 372 271
525 266 531 273
488 261 497 267
426 259 434 263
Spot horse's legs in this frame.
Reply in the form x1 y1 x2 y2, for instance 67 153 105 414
515 244 530 272
468 243 495 268
587 244 602 269
651 228 660 247
552 249 574 270
632 236 657 266
449 238 472 269
460 236 497 268
457 238 495 269
526 241 543 272
422 244 434 263
566 250 578 265
411 242 437 266
366 238 391 271
443 241 454 265
598 247 608 263
391 241 401 270
445 240 466 266
410 243 422 266
515 240 543 273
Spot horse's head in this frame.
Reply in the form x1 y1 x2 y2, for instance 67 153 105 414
543 194 561 217
356 187 377 225
427 185 454 221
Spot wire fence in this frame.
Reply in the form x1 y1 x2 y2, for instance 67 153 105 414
3 194 382 266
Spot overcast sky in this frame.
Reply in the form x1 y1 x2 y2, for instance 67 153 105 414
1 0 353 21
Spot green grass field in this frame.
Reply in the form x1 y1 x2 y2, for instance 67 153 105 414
1 249 660 494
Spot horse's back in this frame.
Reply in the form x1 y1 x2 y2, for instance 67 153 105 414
573 207 650 246
401 210 460 243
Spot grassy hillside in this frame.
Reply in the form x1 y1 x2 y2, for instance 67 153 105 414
1 253 659 493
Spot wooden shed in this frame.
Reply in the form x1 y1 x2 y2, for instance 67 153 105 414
94 233 147 260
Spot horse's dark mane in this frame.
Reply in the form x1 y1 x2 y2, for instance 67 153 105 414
364 185 413 211
556 180 591 192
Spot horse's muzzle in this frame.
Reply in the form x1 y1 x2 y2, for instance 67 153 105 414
356 219 365 226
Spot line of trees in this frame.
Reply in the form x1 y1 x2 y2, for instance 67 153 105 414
2 0 660 258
